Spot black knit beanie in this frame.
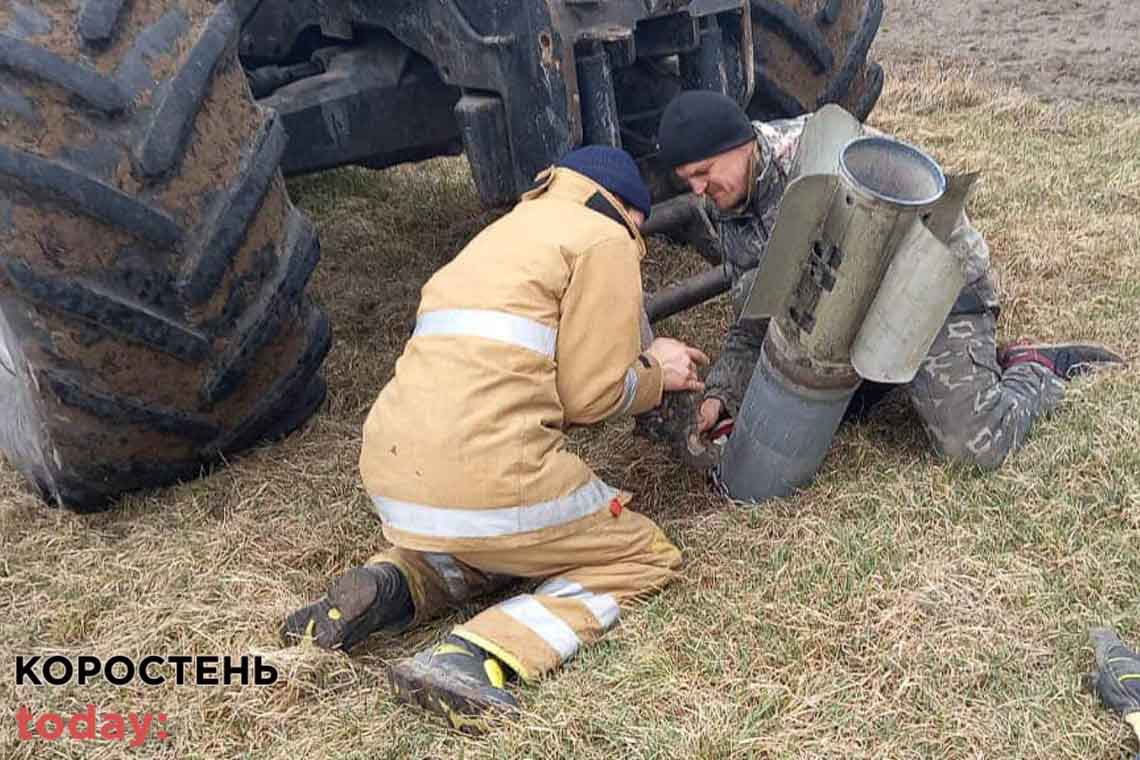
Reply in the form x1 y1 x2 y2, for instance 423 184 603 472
656 90 755 169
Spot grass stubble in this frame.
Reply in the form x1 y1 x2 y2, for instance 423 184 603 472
1 62 1137 758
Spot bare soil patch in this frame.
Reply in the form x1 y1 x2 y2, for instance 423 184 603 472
876 0 1140 105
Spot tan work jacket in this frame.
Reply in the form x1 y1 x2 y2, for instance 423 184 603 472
360 168 664 553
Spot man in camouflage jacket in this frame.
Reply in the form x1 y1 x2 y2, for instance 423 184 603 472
653 91 1122 470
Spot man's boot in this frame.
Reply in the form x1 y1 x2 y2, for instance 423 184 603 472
999 341 1124 380
389 634 518 732
1084 627 1140 756
281 563 413 651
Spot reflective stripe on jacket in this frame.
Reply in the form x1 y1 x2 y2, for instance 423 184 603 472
359 168 664 553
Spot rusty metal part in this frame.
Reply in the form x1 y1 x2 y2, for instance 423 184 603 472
762 321 860 390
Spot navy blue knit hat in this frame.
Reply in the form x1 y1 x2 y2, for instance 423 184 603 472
556 145 652 218
656 90 755 169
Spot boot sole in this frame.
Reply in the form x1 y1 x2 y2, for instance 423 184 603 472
999 342 1126 380
281 567 380 649
388 659 517 733
998 341 1123 363
327 567 381 620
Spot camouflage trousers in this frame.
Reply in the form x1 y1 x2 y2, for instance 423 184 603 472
905 310 1065 470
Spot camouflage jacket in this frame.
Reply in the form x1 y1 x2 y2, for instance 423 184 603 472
705 116 1001 416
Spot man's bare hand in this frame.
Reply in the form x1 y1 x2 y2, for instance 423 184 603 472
696 397 726 433
647 337 709 393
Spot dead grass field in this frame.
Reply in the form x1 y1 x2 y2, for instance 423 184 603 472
2 62 1139 759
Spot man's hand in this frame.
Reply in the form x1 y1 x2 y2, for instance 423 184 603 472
696 397 728 433
646 337 709 393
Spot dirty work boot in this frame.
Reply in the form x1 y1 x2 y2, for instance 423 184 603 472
999 341 1124 380
1085 626 1140 752
389 634 519 732
281 563 413 651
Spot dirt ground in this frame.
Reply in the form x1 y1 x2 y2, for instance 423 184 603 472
876 0 1140 105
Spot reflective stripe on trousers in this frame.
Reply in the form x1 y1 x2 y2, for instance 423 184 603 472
535 577 620 630
413 309 557 358
497 580 621 663
372 478 619 539
500 595 581 660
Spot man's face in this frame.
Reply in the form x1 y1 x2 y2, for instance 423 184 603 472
674 141 755 211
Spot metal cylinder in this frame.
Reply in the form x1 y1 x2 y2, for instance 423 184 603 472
641 194 722 264
838 138 963 382
576 44 620 147
718 340 858 503
641 194 703 238
786 137 947 366
680 15 727 92
645 267 731 323
839 137 946 207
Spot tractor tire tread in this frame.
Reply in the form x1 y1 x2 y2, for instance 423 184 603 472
0 0 329 510
747 0 884 122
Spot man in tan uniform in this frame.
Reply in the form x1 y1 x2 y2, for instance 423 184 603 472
282 146 707 729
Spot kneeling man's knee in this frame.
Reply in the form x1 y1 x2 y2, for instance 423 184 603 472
937 434 1008 472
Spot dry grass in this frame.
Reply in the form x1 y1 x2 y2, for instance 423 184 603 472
2 61 1138 758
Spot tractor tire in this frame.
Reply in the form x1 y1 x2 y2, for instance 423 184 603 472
0 0 330 510
747 0 884 121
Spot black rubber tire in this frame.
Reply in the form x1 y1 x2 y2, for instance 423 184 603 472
747 0 884 121
0 0 330 510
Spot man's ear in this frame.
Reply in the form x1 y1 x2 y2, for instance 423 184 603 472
730 140 754 164
732 142 759 184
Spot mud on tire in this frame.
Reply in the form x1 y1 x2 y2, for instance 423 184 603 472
747 0 884 121
0 0 330 510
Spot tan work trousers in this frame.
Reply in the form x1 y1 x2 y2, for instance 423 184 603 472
373 503 680 682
